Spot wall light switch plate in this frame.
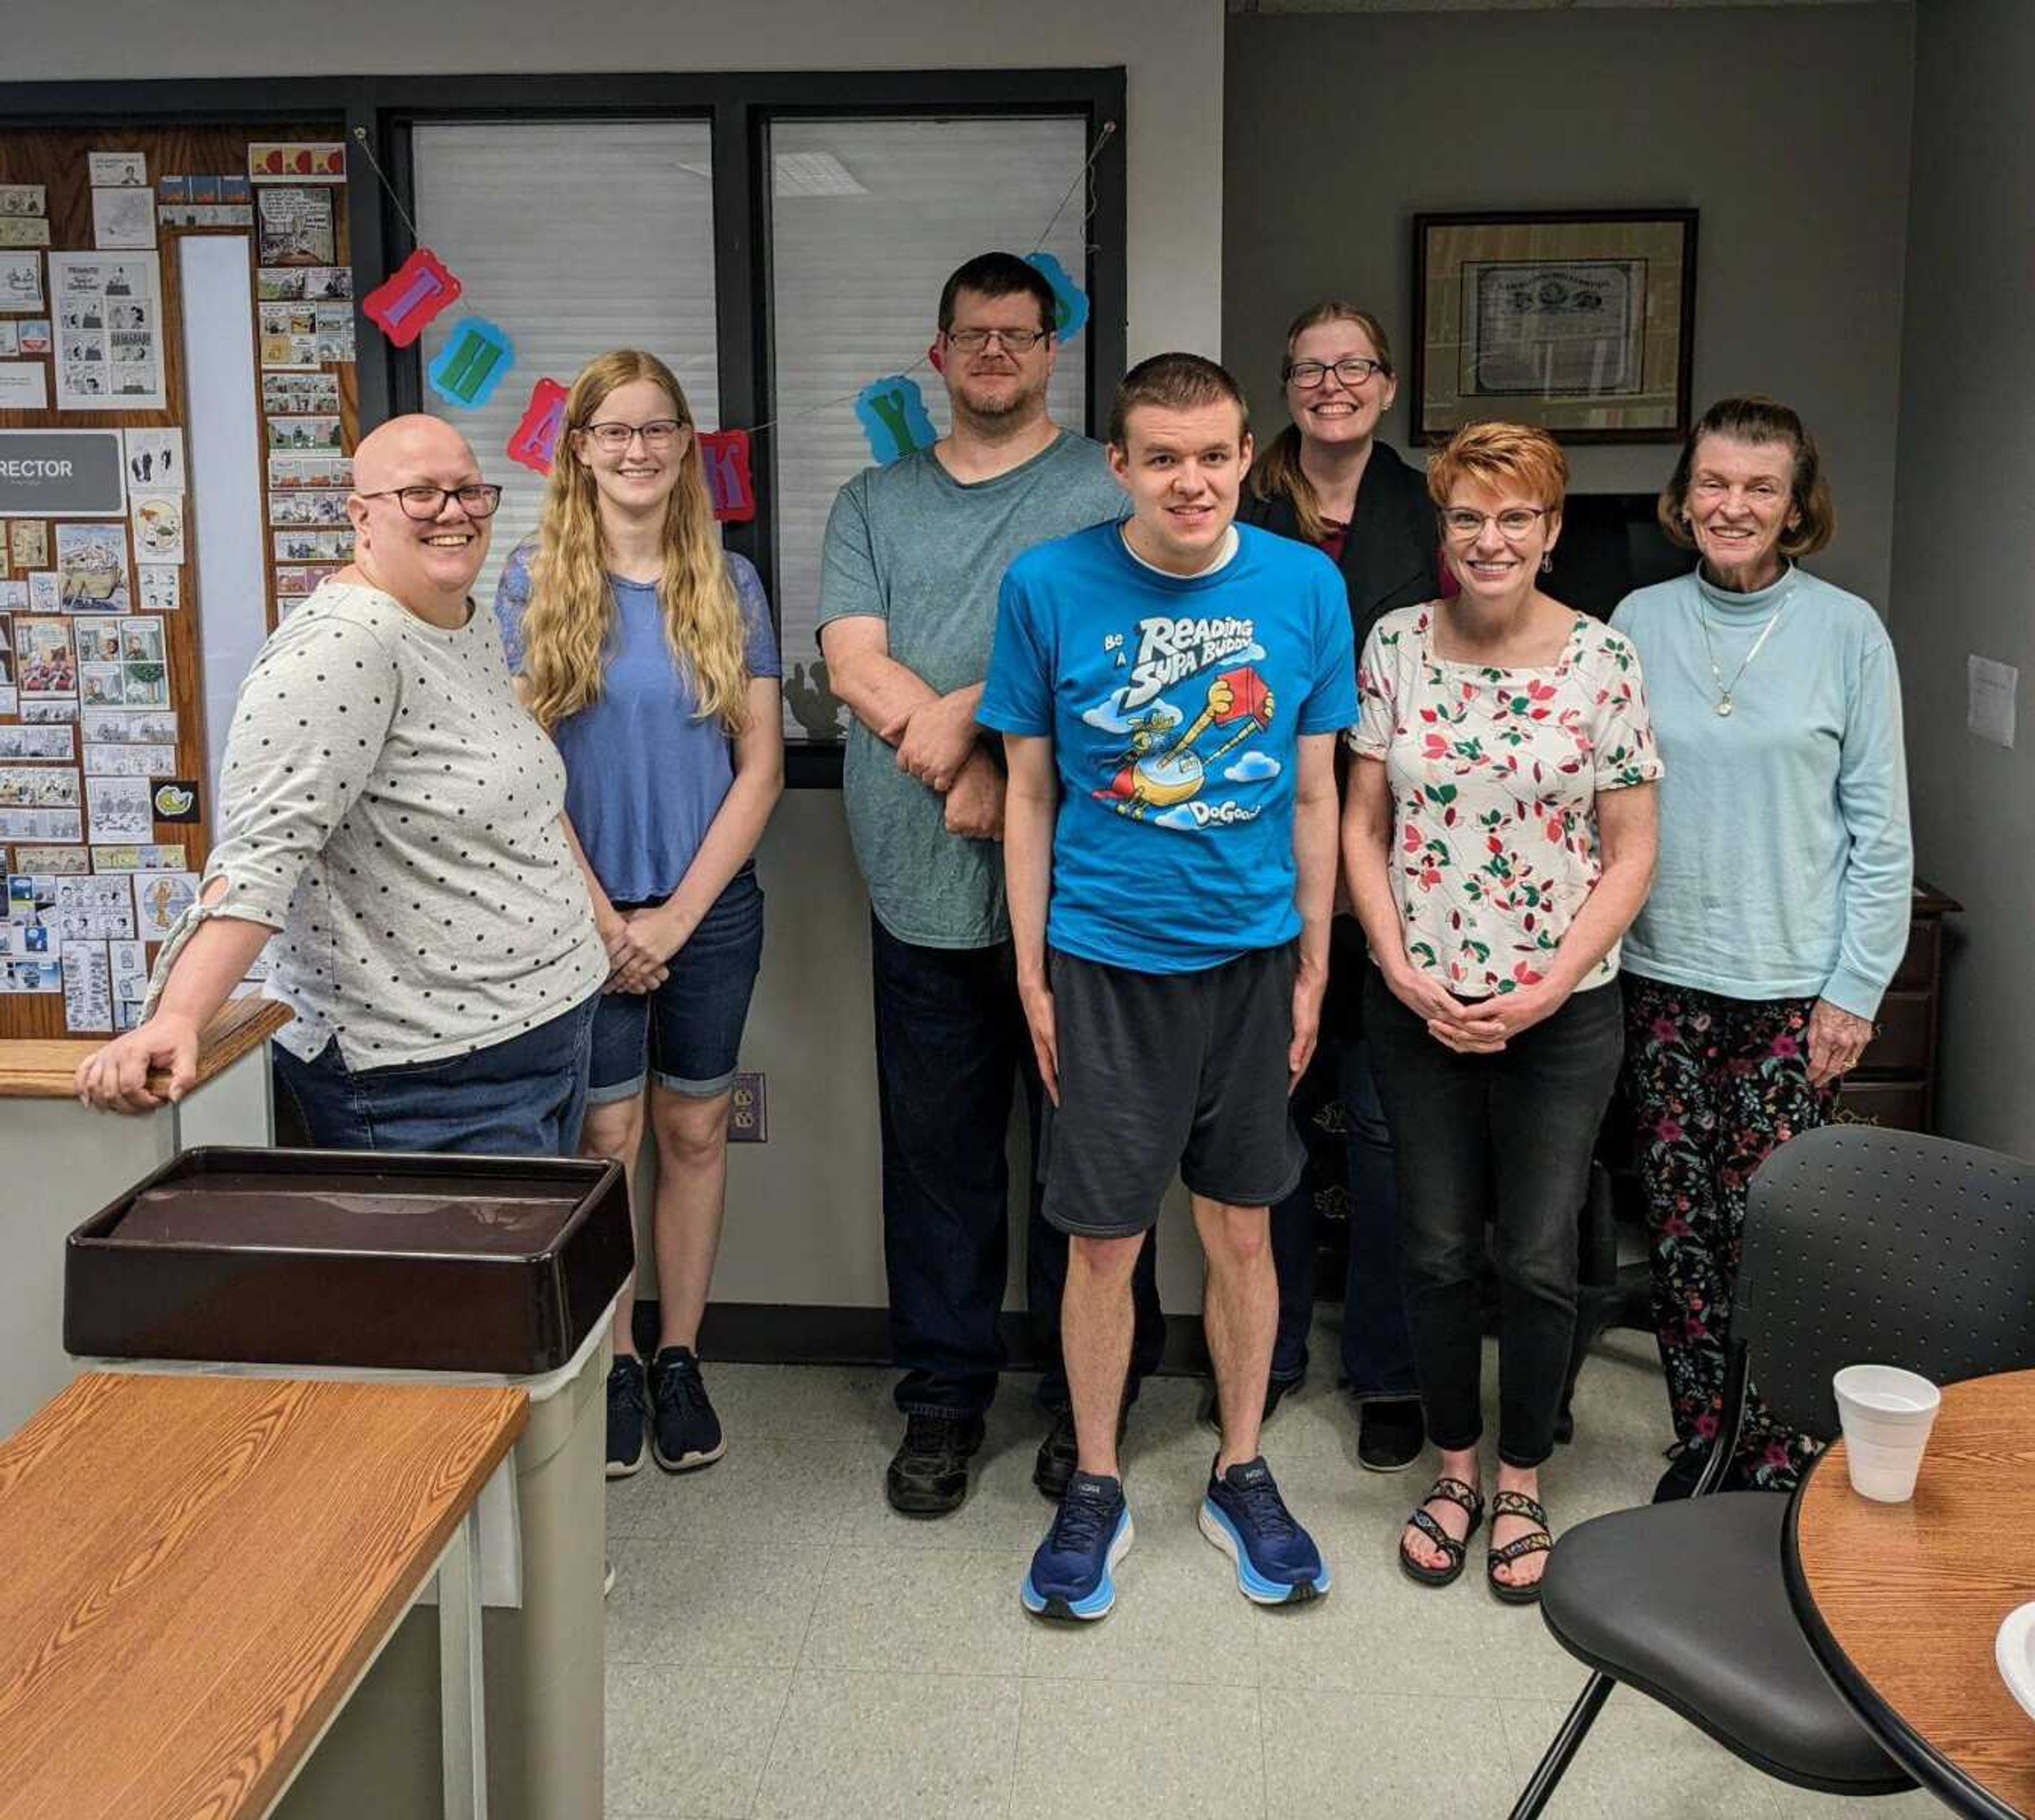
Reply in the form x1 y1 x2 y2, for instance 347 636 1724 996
728 1071 767 1143
1968 655 2018 749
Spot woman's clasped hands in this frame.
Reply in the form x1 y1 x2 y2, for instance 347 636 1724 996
1382 951 1572 1055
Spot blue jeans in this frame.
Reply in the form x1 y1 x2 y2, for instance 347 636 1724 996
589 867 764 1103
871 916 1165 1419
273 994 598 1155
1269 1033 1417 1397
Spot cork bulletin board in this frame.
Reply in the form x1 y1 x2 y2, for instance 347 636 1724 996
0 121 355 1037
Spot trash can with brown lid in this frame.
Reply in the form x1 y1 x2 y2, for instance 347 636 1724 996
66 1145 632 1820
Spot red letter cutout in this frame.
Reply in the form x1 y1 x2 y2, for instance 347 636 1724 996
507 378 571 475
361 247 463 349
699 430 756 524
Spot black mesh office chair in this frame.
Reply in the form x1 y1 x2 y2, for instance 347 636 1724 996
1509 1123 2035 1818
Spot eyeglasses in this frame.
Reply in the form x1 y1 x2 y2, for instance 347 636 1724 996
579 419 687 453
1284 357 1388 390
944 327 1048 354
359 484 504 520
1440 506 1551 540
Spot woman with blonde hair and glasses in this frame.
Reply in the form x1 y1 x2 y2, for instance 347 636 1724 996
1239 300 1440 1472
497 348 783 1482
1343 421 1660 1602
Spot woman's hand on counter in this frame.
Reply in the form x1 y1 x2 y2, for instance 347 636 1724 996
75 1012 201 1114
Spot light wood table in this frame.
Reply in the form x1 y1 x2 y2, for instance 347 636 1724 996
0 995 290 1100
1786 1369 2035 1819
0 1372 527 1820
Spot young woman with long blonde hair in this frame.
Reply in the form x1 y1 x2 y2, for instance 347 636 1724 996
497 348 783 1480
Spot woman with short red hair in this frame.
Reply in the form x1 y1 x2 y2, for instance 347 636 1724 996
1341 420 1661 1602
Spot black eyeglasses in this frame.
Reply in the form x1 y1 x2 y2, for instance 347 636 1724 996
1284 357 1388 390
358 484 505 520
944 327 1049 354
578 419 687 453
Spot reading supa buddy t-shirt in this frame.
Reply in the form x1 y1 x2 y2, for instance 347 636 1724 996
980 522 1358 975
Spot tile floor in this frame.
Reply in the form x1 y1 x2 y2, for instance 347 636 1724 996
601 1318 1944 1819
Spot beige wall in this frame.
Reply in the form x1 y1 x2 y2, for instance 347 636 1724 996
1223 2 1914 609
1887 0 2034 1154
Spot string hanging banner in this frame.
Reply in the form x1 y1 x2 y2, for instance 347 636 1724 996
347 119 1114 474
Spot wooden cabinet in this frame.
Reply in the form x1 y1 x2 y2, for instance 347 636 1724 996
1836 882 1961 1133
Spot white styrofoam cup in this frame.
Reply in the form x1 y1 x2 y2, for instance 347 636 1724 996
1832 1363 1941 1503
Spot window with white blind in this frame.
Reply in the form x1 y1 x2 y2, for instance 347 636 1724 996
768 117 1091 741
411 119 719 616
388 81 1119 770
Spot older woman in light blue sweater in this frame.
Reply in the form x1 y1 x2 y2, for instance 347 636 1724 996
1611 395 1911 1498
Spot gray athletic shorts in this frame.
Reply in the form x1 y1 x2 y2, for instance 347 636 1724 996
1039 943 1307 1239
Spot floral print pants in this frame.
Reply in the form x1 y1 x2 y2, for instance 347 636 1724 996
1622 978 1836 1490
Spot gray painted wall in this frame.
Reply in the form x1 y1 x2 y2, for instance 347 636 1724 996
1887 0 2034 1154
1223 3 1914 608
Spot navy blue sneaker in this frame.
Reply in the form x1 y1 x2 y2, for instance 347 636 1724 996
649 1346 725 1472
606 1354 649 1480
1021 1470 1133 1621
1199 1456 1330 1605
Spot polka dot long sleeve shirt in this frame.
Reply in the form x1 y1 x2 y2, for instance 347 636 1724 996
185 579 608 1069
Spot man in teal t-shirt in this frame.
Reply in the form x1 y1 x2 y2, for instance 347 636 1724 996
817 252 1164 1520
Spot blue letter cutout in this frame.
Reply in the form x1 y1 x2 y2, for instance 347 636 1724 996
1025 251 1090 342
427 317 515 410
854 375 937 466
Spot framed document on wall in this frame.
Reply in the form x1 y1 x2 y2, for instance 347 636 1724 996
1412 209 1697 445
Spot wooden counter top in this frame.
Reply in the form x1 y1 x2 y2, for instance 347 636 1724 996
0 996 291 1100
0 1372 526 1820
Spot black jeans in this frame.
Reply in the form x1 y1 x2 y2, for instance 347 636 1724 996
1269 1032 1417 1397
1366 971 1623 1468
871 916 1165 1419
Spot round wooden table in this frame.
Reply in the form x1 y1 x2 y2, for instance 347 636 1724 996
1784 1369 2035 1819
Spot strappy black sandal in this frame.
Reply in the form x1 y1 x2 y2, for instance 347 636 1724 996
1487 1489 1553 1605
1397 1475 1484 1587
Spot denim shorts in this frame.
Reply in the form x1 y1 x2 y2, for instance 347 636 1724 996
588 865 764 1105
272 992 598 1156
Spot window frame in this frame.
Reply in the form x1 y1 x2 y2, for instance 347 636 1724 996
0 67 1130 787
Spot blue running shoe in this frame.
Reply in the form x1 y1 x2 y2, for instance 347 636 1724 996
1199 1456 1331 1605
1021 1470 1133 1621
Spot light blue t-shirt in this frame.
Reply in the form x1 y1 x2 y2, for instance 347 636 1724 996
1610 564 1911 1019
495 544 781 903
979 522 1358 975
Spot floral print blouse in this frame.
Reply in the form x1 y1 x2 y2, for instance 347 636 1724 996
1349 604 1662 999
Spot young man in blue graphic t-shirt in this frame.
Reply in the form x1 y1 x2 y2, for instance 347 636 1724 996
980 354 1358 1620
